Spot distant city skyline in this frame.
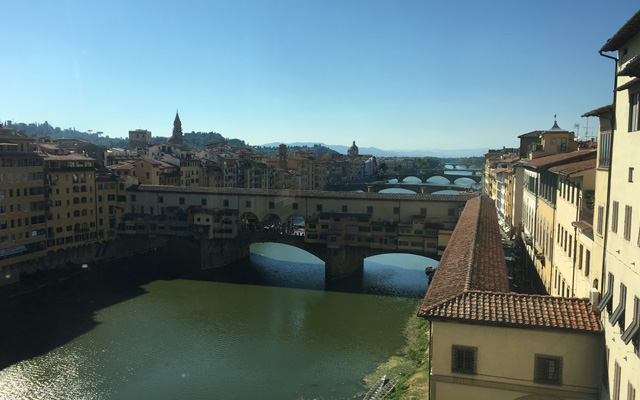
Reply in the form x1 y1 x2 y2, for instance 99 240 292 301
1 1 637 150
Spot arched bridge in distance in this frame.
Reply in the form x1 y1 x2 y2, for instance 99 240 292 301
123 185 478 279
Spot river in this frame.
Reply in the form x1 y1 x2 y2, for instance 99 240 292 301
0 243 436 400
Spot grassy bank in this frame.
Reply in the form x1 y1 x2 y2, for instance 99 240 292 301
362 312 430 399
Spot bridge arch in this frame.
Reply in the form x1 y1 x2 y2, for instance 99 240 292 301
426 176 452 184
401 176 423 184
454 177 476 186
240 212 260 233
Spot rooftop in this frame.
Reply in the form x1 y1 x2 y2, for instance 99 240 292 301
601 8 640 52
520 150 596 169
582 105 613 118
518 130 543 139
420 291 601 333
548 158 597 176
418 196 509 312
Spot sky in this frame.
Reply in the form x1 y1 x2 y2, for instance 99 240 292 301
1 1 638 152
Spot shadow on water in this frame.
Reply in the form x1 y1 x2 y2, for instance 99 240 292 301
0 249 177 370
0 242 434 370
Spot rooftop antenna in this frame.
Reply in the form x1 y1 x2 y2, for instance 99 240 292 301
574 123 580 140
585 118 591 141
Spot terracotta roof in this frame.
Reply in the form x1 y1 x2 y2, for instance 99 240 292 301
518 130 542 139
502 156 520 163
494 168 511 174
418 196 508 313
548 158 596 175
521 150 596 169
419 291 601 333
601 8 640 52
582 105 613 117
131 185 479 202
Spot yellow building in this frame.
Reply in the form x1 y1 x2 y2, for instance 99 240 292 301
597 9 640 399
0 131 47 282
549 159 596 298
44 154 98 251
419 196 602 400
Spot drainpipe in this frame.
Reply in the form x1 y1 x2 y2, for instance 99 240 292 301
598 50 618 295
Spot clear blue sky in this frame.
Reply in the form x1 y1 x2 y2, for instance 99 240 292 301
1 1 637 152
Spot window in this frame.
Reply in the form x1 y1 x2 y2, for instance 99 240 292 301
534 354 562 385
612 201 619 233
420 207 427 216
293 202 298 210
179 197 185 205
269 201 275 209
631 91 640 132
628 382 636 400
130 194 136 202
246 200 252 208
597 205 605 236
316 204 322 212
585 250 591 276
451 345 476 374
599 132 612 168
624 205 632 241
613 361 621 400
610 283 627 329
342 205 347 212
448 208 455 217
223 199 229 207
393 207 400 215
159 196 164 203
201 198 207 206
630 167 634 183
367 206 373 214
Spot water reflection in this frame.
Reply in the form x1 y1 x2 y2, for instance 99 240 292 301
379 188 418 194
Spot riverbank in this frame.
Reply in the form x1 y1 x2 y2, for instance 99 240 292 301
362 311 430 400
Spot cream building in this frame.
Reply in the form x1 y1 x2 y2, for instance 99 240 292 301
596 9 640 400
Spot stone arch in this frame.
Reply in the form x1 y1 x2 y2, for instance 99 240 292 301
402 175 422 184
454 177 476 186
239 212 260 233
285 213 306 236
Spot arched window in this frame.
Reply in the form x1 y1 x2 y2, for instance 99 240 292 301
73 186 79 193
81 197 87 204
73 210 80 217
81 186 87 192
73 197 80 204
82 222 88 230
74 223 80 231
81 209 87 216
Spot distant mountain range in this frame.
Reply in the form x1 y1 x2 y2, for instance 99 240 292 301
259 142 488 158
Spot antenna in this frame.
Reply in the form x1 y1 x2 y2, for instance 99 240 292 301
574 123 580 140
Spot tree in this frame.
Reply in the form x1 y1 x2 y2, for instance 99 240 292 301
379 162 388 172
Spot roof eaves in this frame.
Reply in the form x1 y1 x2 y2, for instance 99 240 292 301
600 9 640 52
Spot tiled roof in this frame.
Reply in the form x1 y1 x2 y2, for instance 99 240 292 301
131 185 479 202
601 8 640 52
548 158 596 175
582 105 613 117
418 196 508 311
521 150 596 169
419 291 601 333
501 156 520 163
493 168 511 174
518 130 542 139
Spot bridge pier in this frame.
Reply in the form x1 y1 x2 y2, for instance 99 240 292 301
325 247 366 280
201 239 251 270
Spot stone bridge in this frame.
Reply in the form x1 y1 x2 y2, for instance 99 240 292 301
124 185 477 279
199 232 442 279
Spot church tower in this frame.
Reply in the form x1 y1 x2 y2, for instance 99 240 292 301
168 110 183 145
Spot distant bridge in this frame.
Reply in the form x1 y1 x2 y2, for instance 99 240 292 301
327 182 475 194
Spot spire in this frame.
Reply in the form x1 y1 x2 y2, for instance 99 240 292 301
169 110 183 145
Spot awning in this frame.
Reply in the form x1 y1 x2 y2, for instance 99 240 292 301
598 273 614 312
610 283 627 326
621 297 640 344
